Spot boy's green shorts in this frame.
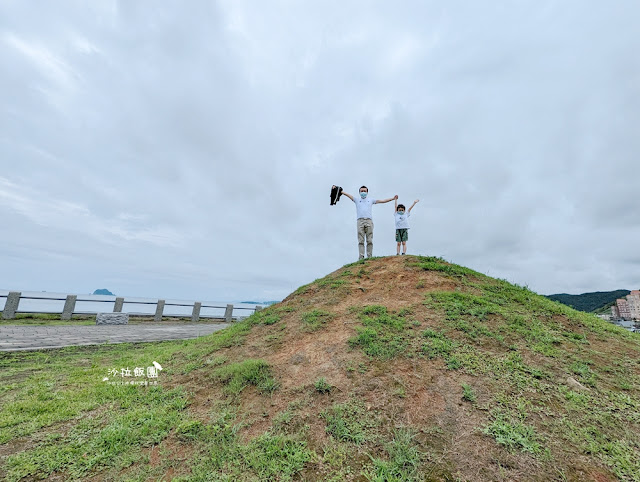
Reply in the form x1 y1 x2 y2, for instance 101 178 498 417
395 229 408 242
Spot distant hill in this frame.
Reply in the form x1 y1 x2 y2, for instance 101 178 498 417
93 288 115 296
546 289 630 312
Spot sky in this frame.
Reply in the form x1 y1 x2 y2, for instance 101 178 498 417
1 0 639 303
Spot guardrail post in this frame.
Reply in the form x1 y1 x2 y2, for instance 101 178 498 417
1 291 21 320
254 305 263 313
224 304 233 323
192 302 201 322
61 295 77 320
154 300 165 322
113 297 124 313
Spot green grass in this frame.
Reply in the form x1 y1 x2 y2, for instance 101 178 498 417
314 377 332 394
251 308 281 325
411 255 482 279
174 409 315 481
421 329 456 359
461 384 476 403
482 410 542 455
301 309 334 331
317 278 349 289
364 427 422 481
5 386 189 480
321 400 377 444
348 305 408 359
1 313 94 326
211 359 278 395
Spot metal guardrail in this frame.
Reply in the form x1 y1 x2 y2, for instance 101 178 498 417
0 292 263 322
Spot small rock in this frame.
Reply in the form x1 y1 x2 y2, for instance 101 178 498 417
566 376 589 391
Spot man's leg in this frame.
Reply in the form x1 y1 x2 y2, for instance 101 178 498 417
357 219 365 259
365 219 374 257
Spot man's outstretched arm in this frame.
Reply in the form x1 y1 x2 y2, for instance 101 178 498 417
376 195 398 204
341 190 355 202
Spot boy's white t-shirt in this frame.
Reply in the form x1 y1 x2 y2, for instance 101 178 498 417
394 211 410 229
353 196 377 219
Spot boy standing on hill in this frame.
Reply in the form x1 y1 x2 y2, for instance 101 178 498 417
340 186 397 259
394 198 419 255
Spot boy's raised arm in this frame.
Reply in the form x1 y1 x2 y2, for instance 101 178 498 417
376 195 398 204
408 199 419 213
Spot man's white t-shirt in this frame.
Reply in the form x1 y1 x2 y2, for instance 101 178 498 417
353 196 377 219
394 211 410 229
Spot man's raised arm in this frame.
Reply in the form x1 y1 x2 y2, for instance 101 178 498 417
376 195 398 204
341 191 355 202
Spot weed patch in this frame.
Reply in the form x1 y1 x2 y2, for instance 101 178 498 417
301 309 334 331
314 377 332 394
462 384 477 403
321 400 377 444
211 359 278 395
364 428 422 481
5 386 188 480
483 410 542 455
348 305 408 359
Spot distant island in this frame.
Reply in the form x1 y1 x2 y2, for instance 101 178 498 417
241 300 279 306
93 289 115 296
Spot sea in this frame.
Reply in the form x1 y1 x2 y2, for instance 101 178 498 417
0 290 266 319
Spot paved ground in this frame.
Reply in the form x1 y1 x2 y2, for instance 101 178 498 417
0 323 231 352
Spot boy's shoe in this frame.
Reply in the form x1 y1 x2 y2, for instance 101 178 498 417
401 253 405 255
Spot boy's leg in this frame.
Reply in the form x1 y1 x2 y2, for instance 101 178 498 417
396 242 401 255
365 219 374 257
396 230 401 254
357 219 365 259
402 241 407 254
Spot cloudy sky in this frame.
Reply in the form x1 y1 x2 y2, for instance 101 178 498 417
1 0 638 303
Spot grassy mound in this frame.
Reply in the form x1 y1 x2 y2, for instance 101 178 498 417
1 256 639 481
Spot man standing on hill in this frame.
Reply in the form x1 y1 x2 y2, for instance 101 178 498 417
340 186 397 259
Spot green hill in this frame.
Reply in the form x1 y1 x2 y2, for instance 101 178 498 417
1 256 639 481
546 290 630 312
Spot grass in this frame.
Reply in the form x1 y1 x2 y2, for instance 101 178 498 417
1 313 95 326
0 311 276 479
421 329 456 359
251 309 281 325
301 309 334 331
321 400 377 444
211 359 278 395
482 410 542 455
348 305 408 359
173 409 315 481
314 377 332 394
5 385 189 480
364 428 422 481
462 383 476 403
